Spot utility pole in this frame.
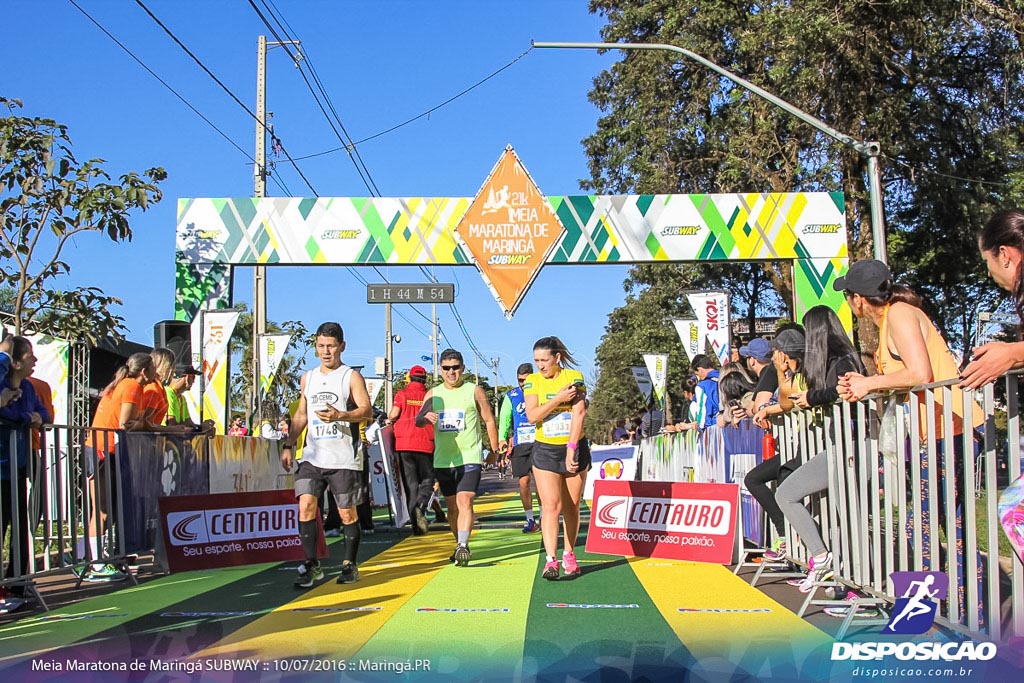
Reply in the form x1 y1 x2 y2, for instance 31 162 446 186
253 35 267 424
384 303 394 410
432 304 439 382
253 35 302 424
491 357 500 412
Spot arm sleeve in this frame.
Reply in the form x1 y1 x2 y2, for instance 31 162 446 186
498 396 512 440
807 355 859 407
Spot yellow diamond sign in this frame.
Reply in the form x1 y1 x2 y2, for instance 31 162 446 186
455 146 565 318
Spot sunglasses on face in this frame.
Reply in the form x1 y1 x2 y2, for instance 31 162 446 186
440 365 461 371
517 378 527 384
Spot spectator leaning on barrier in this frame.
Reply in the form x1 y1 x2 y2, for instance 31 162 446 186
962 207 1024 563
835 259 985 618
0 337 49 587
773 310 864 586
739 338 776 417
962 207 1024 388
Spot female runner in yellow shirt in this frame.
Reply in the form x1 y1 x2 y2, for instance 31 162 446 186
523 336 589 580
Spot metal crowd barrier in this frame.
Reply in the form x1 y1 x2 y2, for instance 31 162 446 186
1 421 138 611
636 377 1024 642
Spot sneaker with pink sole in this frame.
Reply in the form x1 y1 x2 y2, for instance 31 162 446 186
542 560 560 580
562 550 581 577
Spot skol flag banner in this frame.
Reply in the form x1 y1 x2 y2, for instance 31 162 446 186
686 292 730 366
642 353 669 403
630 366 653 403
259 333 291 397
186 309 240 435
672 318 701 361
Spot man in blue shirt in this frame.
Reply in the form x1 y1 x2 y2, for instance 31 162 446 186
690 354 720 429
1 337 49 585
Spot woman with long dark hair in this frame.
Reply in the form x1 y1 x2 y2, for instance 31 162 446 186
962 208 1024 388
963 208 1024 562
774 307 864 591
524 336 589 580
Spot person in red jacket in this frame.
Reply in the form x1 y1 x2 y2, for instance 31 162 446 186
387 365 436 535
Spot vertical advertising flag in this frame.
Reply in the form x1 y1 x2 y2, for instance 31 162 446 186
630 366 653 403
672 318 701 360
365 377 385 407
185 309 240 435
258 333 292 397
642 353 669 404
686 292 730 366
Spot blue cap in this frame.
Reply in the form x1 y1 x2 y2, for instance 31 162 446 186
738 338 772 363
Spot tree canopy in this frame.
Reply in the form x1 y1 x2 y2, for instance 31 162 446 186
584 1 1024 423
0 97 165 344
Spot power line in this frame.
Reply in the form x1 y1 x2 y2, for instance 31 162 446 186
132 0 319 195
66 0 293 196
290 47 533 161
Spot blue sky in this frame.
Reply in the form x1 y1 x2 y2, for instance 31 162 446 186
6 1 631 384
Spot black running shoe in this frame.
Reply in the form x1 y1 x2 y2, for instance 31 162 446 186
294 561 323 589
413 507 429 535
453 544 471 567
336 562 360 584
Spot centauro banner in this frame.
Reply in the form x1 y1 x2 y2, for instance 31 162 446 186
258 333 291 398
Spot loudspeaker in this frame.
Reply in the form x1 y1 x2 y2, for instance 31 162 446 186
154 320 193 370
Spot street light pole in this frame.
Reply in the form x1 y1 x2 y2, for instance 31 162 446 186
532 40 886 263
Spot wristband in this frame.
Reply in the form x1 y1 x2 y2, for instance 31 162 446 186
567 441 578 450
282 444 293 450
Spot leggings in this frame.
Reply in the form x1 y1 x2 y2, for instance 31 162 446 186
743 457 785 537
775 451 830 557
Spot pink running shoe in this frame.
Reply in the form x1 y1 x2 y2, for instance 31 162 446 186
562 550 581 577
542 560 560 580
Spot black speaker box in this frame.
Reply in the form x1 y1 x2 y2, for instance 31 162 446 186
154 320 193 369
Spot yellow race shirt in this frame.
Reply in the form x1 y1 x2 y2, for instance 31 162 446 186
523 369 583 445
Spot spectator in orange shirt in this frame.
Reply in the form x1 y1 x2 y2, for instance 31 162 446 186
80 352 157 582
139 349 191 435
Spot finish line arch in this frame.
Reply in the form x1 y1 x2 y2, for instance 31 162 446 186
174 147 850 428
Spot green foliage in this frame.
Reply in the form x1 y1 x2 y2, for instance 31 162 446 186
227 306 312 421
584 2 1024 362
0 97 165 344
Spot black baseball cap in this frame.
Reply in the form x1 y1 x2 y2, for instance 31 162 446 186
769 329 806 357
833 259 891 297
175 364 201 376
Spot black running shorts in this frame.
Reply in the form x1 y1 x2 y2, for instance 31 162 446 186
434 463 482 498
294 461 366 509
532 439 591 475
510 442 534 478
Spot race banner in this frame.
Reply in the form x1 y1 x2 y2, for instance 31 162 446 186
375 425 410 528
671 318 701 361
629 366 653 403
258 333 291 397
583 444 638 502
686 292 730 366
642 353 669 404
209 435 292 494
186 309 241 435
158 489 326 573
586 479 738 564
27 335 69 426
365 377 385 408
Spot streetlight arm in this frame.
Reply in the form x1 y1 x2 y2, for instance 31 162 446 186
532 39 887 263
533 41 865 153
